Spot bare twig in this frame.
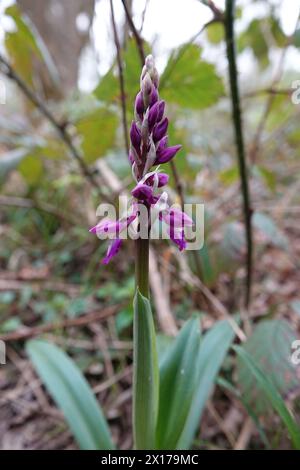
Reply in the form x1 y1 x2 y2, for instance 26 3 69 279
243 87 292 99
225 0 253 309
0 305 119 342
0 54 109 202
121 0 145 65
110 0 129 155
234 417 254 450
159 17 220 91
139 0 150 34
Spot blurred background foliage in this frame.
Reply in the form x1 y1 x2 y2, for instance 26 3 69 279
0 0 300 450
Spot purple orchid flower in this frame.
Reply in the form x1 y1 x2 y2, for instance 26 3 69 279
90 54 193 263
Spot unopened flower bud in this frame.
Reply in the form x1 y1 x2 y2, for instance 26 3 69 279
130 121 141 154
153 117 168 142
141 73 152 107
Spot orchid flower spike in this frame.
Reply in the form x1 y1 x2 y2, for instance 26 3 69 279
90 54 193 263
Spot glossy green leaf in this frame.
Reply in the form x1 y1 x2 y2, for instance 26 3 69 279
160 44 225 109
26 340 114 450
133 289 159 450
156 316 201 449
234 345 300 449
177 320 235 449
75 108 118 163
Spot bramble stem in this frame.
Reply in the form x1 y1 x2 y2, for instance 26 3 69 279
225 0 253 309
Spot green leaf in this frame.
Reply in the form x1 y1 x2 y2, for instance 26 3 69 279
26 340 114 450
255 165 276 192
133 289 159 450
294 29 300 48
177 320 235 449
115 307 133 333
18 154 43 184
238 19 269 68
94 39 151 107
75 109 118 163
234 345 300 449
197 243 216 287
219 165 239 185
207 22 224 44
156 316 201 449
237 319 299 414
5 5 59 90
160 44 225 109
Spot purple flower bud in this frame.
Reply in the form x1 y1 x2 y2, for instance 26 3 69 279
157 172 169 187
148 102 159 131
135 92 144 118
132 182 156 204
156 135 168 153
132 182 152 199
142 73 153 106
146 172 169 188
149 87 159 107
157 100 165 122
130 121 141 154
152 117 168 142
156 145 181 164
145 55 155 70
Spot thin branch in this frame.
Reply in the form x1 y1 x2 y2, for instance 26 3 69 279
243 87 292 99
0 54 109 202
121 0 145 64
139 0 150 34
225 0 253 309
159 17 220 91
110 0 129 155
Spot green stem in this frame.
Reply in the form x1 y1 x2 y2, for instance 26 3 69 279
135 238 149 298
224 0 253 309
